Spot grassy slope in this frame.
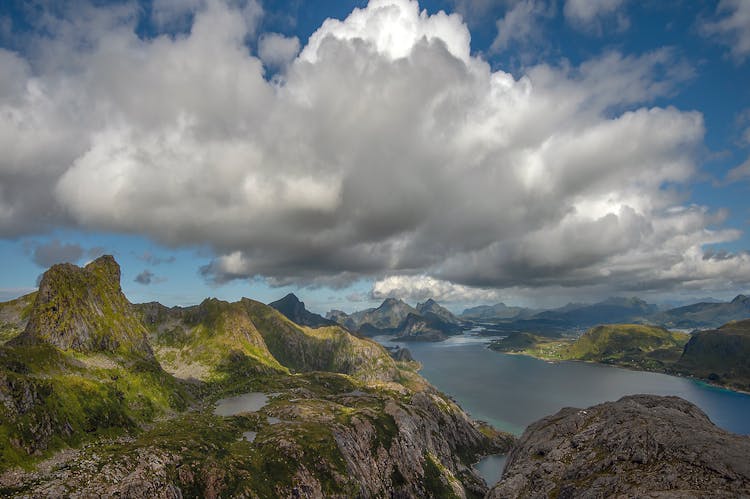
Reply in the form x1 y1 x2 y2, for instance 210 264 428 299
0 293 35 344
0 260 505 495
676 319 750 391
491 324 689 372
0 343 186 470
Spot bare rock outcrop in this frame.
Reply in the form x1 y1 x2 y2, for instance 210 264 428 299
488 394 750 498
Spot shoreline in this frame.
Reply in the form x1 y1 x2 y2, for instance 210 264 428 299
490 347 750 396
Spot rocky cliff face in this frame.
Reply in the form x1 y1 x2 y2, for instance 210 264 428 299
488 394 750 498
13 256 153 358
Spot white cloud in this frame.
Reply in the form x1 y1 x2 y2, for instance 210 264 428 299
258 33 300 70
373 275 505 303
0 0 747 298
491 0 551 53
700 0 750 62
563 0 629 33
726 157 750 183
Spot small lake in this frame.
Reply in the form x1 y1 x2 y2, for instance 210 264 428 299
474 454 507 487
214 392 270 417
374 334 750 436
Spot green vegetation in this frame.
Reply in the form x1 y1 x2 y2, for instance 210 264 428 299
0 292 35 344
565 324 689 370
491 324 690 372
489 322 750 391
0 256 504 497
0 344 186 470
15 256 152 357
675 319 750 391
423 452 462 499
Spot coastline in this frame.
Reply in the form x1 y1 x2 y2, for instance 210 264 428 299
489 347 750 396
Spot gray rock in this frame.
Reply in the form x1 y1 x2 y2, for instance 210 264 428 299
487 394 750 498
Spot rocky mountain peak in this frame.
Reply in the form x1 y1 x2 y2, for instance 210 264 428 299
731 294 749 305
269 293 334 328
380 297 403 308
12 256 153 357
84 254 121 285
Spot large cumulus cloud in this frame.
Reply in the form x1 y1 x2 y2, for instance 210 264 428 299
1 0 749 300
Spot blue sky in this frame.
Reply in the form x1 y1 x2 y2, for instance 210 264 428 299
0 0 749 313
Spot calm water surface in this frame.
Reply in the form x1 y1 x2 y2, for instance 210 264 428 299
214 392 269 416
376 334 750 436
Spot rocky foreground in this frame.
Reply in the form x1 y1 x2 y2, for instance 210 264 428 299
489 395 750 498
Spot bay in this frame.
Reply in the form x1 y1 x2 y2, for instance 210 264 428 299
375 333 750 436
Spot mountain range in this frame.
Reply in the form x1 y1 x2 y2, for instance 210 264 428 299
318 293 750 341
325 297 464 341
459 295 750 336
0 256 511 496
1 257 749 496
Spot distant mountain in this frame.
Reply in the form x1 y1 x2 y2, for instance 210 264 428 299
327 298 464 339
416 298 460 325
534 297 657 327
268 293 335 328
461 302 533 320
394 312 462 341
326 298 418 335
675 318 750 391
650 295 750 329
491 324 689 372
478 297 658 337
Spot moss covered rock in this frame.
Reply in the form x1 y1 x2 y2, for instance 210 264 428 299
12 256 153 358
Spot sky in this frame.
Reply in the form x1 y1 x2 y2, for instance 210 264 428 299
0 0 749 314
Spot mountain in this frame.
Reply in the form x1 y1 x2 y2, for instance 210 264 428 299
489 395 750 497
327 298 464 340
564 324 688 364
490 320 750 391
534 296 657 327
326 298 418 334
675 319 750 391
0 292 35 343
1 257 185 469
491 324 689 372
416 298 460 325
268 293 335 328
394 312 459 341
651 294 750 329
0 257 512 497
460 302 533 320
478 297 659 337
11 256 154 358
